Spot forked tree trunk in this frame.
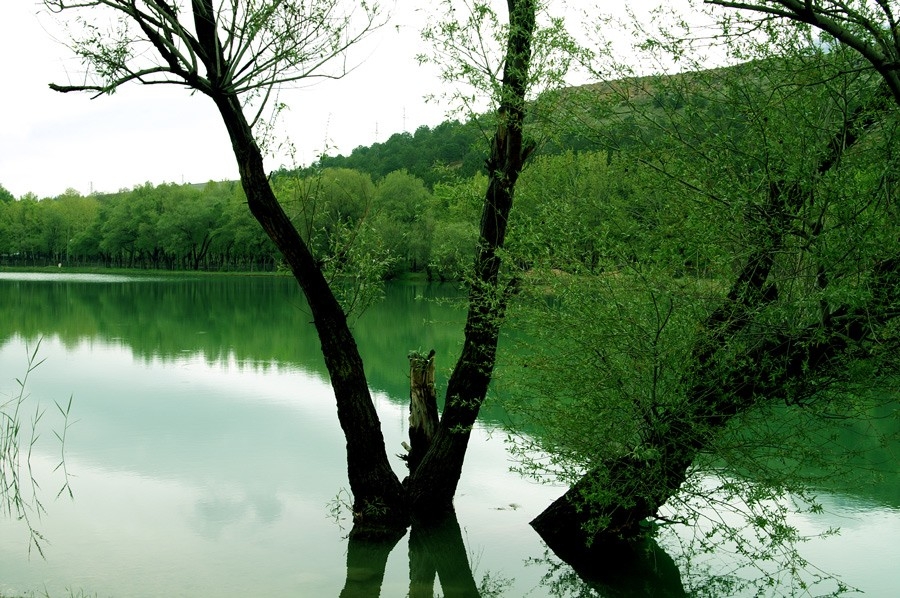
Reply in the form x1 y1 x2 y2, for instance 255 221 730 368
206 0 539 534
46 0 540 540
406 0 537 514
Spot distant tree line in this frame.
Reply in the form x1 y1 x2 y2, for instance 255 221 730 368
0 140 700 280
0 166 484 277
0 181 277 271
300 119 488 188
291 110 609 188
0 81 665 278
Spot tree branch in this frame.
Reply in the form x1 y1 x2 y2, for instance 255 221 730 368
706 0 900 106
48 66 177 97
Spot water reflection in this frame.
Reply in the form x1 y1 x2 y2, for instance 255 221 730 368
0 282 564 597
191 490 285 539
337 512 690 598
1 274 897 596
406 515 482 597
531 538 688 598
0 274 467 405
529 541 686 598
339 514 488 598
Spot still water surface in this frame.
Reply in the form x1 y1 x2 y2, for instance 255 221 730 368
0 273 897 596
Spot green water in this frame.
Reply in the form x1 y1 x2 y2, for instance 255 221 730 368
0 273 897 597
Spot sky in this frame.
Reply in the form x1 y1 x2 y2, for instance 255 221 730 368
0 1 451 199
0 1 682 200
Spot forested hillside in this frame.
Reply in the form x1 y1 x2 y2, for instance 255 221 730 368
299 119 488 187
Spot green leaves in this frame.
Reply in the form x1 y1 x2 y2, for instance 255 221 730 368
419 0 586 120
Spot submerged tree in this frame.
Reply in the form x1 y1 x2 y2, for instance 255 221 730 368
504 10 900 590
42 0 555 532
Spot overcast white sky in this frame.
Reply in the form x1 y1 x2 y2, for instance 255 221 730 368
0 1 455 199
0 1 682 200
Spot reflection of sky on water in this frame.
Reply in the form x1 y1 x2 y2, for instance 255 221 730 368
0 272 150 283
0 335 561 597
791 494 900 597
1 323 897 596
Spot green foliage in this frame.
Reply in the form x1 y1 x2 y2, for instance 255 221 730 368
0 184 14 204
0 181 278 271
428 174 485 280
417 0 586 120
310 119 488 188
0 165 514 283
275 167 373 254
371 169 434 276
500 21 900 594
503 270 703 484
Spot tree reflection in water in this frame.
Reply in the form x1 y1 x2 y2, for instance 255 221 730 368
340 511 510 597
339 509 687 597
529 536 687 598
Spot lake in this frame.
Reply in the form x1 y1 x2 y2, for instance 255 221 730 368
0 273 897 597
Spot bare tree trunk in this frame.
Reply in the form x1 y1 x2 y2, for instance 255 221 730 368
407 350 438 475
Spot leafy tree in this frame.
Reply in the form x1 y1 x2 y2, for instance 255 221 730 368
0 200 13 257
3 195 42 261
276 167 375 260
313 119 486 187
0 184 14 203
157 183 223 269
705 0 900 106
214 182 279 270
43 0 564 535
427 173 485 280
504 15 899 592
97 183 165 267
371 169 434 275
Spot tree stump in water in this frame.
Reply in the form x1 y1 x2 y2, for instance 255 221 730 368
407 349 438 474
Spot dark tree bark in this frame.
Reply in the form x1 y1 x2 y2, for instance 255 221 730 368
406 0 537 514
192 0 408 531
